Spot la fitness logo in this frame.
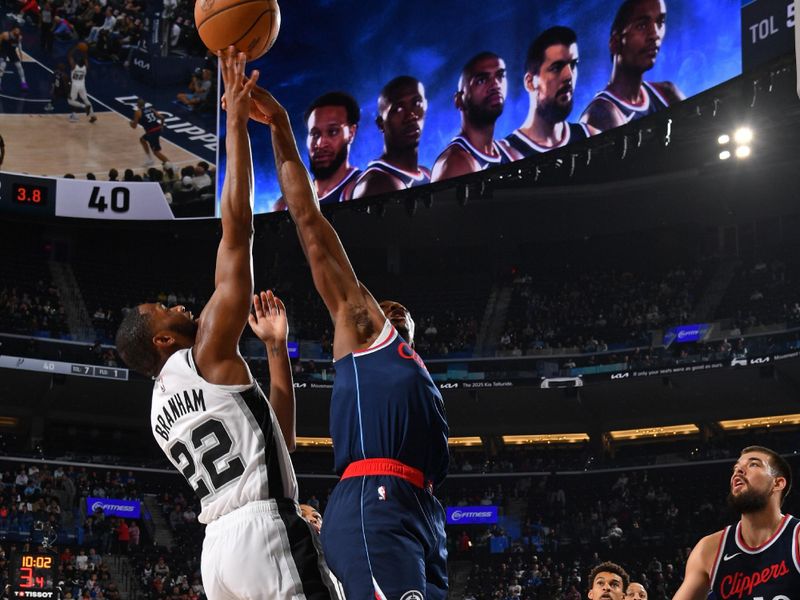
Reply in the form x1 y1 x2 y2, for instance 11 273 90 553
398 342 428 372
399 592 423 600
719 560 790 599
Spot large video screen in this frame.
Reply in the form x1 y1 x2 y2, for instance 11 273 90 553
219 0 742 214
0 6 218 219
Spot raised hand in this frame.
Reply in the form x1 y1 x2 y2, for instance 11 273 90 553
248 290 289 346
218 46 259 126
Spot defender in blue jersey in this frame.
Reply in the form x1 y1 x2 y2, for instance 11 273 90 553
130 97 169 167
273 92 362 211
247 85 450 600
353 76 431 198
432 52 522 182
506 27 598 158
673 446 798 600
581 0 684 131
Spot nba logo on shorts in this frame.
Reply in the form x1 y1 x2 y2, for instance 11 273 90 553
400 592 423 600
377 485 386 501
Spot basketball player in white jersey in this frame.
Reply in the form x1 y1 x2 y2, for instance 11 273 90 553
115 48 341 600
67 47 96 123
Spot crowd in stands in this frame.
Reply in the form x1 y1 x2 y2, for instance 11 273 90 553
502 266 705 356
0 428 795 600
715 253 800 330
63 161 216 207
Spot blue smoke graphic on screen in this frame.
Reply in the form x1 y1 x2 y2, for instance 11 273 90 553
217 0 741 214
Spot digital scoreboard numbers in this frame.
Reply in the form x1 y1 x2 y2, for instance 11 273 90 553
0 173 56 217
11 552 58 600
0 171 177 220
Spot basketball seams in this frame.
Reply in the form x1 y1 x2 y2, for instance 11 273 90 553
196 2 275 29
231 11 273 50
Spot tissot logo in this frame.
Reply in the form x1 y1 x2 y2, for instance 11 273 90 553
719 560 789 599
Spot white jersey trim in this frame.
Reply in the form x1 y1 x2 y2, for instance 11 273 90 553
596 86 651 113
452 135 504 163
510 126 572 152
708 526 728 592
318 167 360 203
353 319 397 357
735 514 791 554
364 159 428 182
792 521 800 574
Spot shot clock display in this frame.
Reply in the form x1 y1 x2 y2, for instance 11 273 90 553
14 182 49 206
10 551 59 599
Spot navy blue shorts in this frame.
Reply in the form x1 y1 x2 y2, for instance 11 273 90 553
142 130 161 151
321 475 447 600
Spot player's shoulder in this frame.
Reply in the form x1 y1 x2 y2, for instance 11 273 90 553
353 167 402 199
692 529 726 562
432 143 475 181
581 96 623 132
650 80 684 104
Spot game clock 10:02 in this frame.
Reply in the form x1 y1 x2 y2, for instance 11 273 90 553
11 552 59 599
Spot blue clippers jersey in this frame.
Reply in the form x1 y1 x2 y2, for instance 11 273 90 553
437 135 516 170
709 514 800 600
357 160 431 189
331 322 449 485
318 167 361 205
585 81 670 124
505 123 591 158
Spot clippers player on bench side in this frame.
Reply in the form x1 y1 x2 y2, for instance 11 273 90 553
245 84 449 599
673 446 799 600
115 48 340 600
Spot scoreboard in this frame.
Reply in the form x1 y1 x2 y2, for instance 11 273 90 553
10 552 59 600
0 171 189 220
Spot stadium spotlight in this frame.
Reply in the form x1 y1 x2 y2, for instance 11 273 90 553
734 127 753 145
735 145 751 159
719 150 731 160
718 134 730 145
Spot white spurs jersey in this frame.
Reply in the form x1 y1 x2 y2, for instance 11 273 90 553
71 64 86 86
151 348 298 524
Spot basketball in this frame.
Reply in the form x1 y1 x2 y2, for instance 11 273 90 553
77 41 88 54
194 0 280 61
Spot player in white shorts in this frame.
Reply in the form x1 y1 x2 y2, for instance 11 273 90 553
115 48 341 600
67 47 95 123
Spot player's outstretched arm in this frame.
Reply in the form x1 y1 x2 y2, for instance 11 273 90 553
248 290 295 451
249 86 384 349
194 47 258 384
671 532 720 600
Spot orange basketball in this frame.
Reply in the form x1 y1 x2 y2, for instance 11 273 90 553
77 42 89 54
194 0 280 61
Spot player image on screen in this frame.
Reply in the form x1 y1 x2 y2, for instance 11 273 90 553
115 49 341 600
581 0 684 131
130 98 170 167
431 51 521 182
672 446 800 600
0 26 29 91
505 27 597 158
273 92 361 211
245 83 449 600
67 47 96 124
351 76 431 198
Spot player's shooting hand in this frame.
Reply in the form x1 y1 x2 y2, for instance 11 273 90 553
218 46 259 126
248 85 288 127
248 290 289 347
